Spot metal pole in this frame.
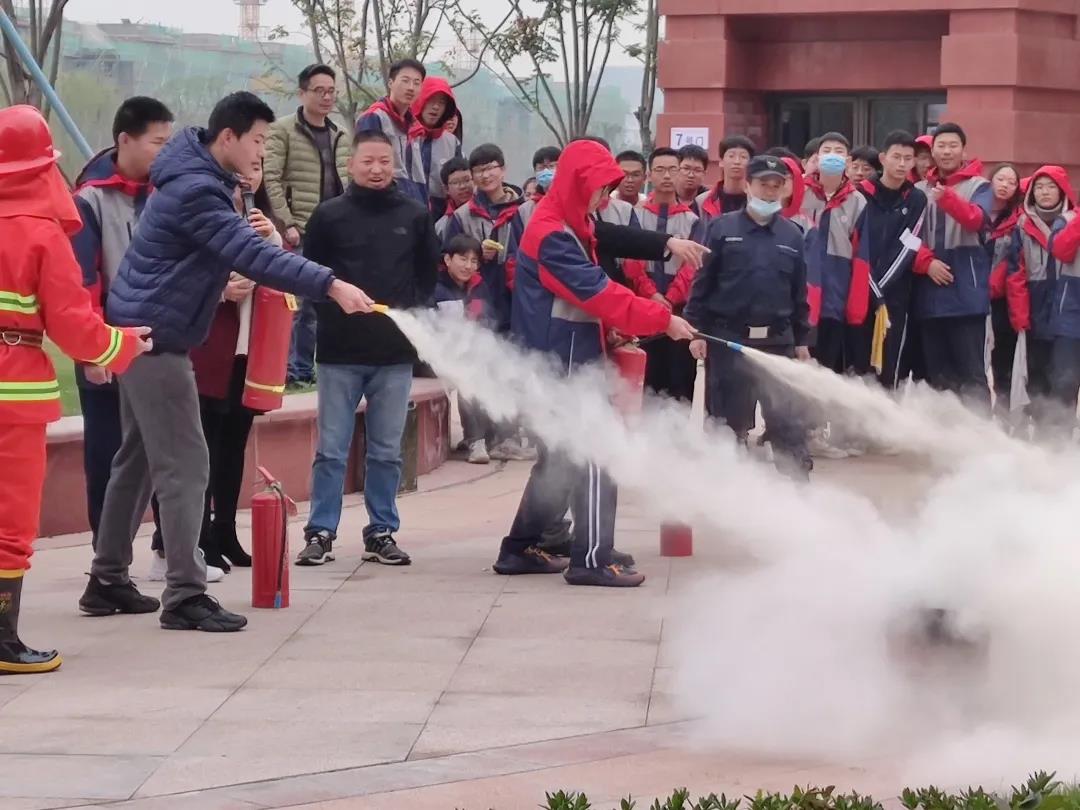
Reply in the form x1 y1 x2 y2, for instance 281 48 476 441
0 8 93 160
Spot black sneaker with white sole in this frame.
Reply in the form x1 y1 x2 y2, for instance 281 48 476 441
160 594 248 632
362 532 411 565
296 530 335 566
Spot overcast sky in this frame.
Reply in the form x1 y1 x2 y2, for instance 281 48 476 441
68 0 638 66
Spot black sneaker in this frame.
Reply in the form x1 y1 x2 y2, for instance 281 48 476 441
611 549 636 569
79 577 161 616
160 594 248 632
493 545 569 575
362 532 411 566
296 530 335 566
564 564 645 588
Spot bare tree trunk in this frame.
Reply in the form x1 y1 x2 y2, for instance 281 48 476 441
636 0 659 154
40 14 61 119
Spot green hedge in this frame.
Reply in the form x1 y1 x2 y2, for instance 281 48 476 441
453 771 1078 810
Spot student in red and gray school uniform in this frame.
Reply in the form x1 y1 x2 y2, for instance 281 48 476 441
764 147 807 225
676 144 709 213
1047 170 1080 434
847 130 930 388
695 135 754 234
912 122 994 409
1007 166 1077 432
356 58 427 203
799 131 867 373
434 157 473 241
433 234 499 464
621 146 702 402
911 135 934 184
493 139 696 587
72 97 174 551
409 76 462 220
443 143 524 332
614 150 647 206
985 163 1024 413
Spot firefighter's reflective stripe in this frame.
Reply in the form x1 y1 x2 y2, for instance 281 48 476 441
0 380 61 401
0 292 37 314
89 327 123 367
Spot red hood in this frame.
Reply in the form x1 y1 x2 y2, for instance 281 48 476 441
925 158 985 187
780 157 806 219
1020 165 1075 247
409 77 458 139
364 97 413 135
916 135 933 149
0 161 81 235
537 140 623 248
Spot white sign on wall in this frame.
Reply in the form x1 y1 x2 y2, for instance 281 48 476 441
670 127 709 151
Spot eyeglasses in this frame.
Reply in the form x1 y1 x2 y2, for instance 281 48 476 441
448 178 473 188
679 166 705 176
306 87 337 98
471 162 503 177
651 166 680 176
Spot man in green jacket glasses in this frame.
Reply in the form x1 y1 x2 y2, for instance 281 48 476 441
265 63 350 387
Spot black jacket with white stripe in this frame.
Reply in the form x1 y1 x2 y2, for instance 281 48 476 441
855 177 929 317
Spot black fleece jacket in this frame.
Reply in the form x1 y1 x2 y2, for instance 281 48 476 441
305 182 439 366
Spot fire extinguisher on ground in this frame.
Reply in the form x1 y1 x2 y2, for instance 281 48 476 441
251 466 298 609
610 339 693 558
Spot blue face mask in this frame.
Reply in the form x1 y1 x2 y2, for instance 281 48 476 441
819 153 848 177
747 196 782 218
536 168 555 191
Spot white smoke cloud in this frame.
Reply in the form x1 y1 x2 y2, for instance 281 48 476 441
389 308 1080 786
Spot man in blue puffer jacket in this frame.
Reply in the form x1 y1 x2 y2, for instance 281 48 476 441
82 91 374 634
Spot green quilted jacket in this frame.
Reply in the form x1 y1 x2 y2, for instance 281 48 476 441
264 109 350 234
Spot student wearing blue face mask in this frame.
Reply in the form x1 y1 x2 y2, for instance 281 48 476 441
684 155 813 479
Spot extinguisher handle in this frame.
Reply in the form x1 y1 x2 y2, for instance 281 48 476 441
256 465 278 488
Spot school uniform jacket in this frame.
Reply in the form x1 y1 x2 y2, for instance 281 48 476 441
622 196 701 307
409 78 462 219
800 175 868 327
511 140 671 373
913 160 993 319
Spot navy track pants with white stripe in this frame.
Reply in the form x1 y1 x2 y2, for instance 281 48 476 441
504 442 617 569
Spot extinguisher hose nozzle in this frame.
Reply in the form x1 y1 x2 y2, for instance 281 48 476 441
371 304 390 314
693 330 745 353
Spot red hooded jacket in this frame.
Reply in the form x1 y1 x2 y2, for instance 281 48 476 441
512 141 672 370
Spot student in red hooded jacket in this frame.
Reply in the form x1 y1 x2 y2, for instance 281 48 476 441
494 140 696 588
356 58 427 202
0 106 151 674
1008 166 1078 431
409 76 462 219
913 123 994 409
985 163 1023 414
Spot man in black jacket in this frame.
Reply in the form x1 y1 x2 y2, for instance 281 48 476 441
297 130 439 568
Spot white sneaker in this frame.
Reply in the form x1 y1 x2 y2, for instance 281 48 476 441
807 434 849 459
467 439 490 464
198 549 226 583
148 552 167 582
489 438 539 461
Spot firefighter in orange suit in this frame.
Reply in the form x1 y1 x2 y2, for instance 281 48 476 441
0 105 151 675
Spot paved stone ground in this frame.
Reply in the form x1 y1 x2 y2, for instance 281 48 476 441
0 438 938 810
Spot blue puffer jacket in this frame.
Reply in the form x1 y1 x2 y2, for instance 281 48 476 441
106 127 335 353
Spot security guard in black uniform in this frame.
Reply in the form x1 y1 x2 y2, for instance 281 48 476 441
684 154 812 478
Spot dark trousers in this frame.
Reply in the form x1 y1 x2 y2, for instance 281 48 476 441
151 397 255 557
920 315 990 411
644 335 696 401
846 306 911 389
990 298 1018 413
504 442 617 569
813 318 846 374
1045 336 1080 437
706 343 811 478
77 384 123 548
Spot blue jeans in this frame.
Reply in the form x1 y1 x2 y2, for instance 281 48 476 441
287 298 318 382
306 363 413 537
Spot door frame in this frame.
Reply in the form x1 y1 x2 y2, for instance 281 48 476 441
770 92 947 150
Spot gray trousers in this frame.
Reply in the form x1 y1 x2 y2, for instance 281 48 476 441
90 353 209 610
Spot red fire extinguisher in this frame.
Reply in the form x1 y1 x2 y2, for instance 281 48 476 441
242 288 298 412
251 466 297 609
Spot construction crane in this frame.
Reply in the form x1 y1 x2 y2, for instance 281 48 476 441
235 0 267 41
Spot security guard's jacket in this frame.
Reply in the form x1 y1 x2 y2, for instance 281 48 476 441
913 159 993 319
683 209 810 348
